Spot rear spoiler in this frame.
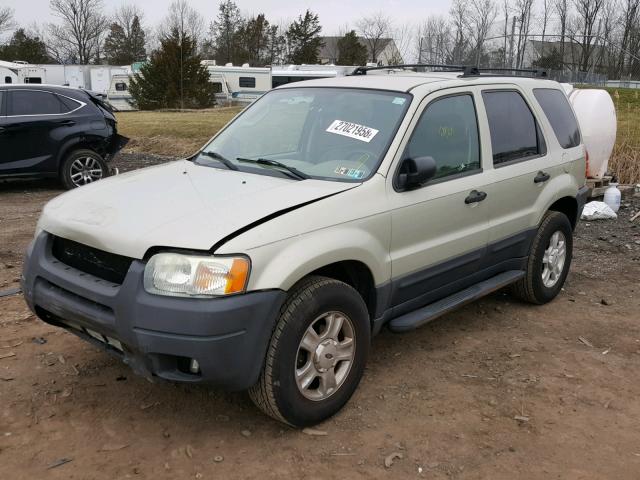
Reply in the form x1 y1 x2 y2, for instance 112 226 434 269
83 89 116 114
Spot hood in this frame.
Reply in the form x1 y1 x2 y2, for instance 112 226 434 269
39 160 356 259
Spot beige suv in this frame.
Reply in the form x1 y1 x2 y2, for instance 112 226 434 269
22 65 590 426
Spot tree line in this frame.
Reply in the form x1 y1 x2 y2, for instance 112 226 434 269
2 0 637 79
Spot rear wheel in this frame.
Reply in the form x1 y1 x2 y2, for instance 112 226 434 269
249 276 370 427
511 211 573 304
60 149 108 189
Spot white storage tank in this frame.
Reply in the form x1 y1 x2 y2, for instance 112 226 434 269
563 85 617 180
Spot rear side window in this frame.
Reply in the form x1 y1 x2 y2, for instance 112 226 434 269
533 88 581 148
9 90 67 116
482 90 543 165
404 94 481 181
57 95 81 112
239 77 256 88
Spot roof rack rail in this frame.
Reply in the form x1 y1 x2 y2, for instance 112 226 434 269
351 64 477 76
350 64 549 79
464 67 549 78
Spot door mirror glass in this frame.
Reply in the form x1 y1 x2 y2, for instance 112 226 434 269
397 156 437 190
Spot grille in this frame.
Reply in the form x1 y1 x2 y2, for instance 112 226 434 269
51 235 134 284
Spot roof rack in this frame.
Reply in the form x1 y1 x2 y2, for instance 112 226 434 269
350 64 548 79
468 67 548 78
351 64 478 76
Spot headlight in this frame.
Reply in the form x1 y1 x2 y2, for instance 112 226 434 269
143 253 250 297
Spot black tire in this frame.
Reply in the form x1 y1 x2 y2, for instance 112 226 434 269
60 149 109 190
511 211 573 304
248 276 370 427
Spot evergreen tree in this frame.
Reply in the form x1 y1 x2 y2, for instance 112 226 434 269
128 28 215 110
0 28 51 63
211 0 243 65
129 16 146 62
104 14 146 65
337 31 368 66
237 14 271 65
286 10 324 64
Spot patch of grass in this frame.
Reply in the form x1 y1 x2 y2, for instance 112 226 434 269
116 107 244 157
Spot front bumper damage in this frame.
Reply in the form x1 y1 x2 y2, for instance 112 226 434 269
22 232 286 390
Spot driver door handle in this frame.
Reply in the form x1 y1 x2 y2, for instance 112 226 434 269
534 171 551 183
465 190 487 204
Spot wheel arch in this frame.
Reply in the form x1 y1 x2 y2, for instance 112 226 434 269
547 196 579 230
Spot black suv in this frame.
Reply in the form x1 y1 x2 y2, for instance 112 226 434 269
0 85 128 189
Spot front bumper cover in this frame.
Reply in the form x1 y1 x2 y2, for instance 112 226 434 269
22 233 286 390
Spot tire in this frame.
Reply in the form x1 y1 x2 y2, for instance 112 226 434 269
511 211 573 304
249 276 371 427
60 149 109 190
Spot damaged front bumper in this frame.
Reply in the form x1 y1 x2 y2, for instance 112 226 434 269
21 232 285 390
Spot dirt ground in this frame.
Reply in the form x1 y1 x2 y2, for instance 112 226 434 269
1 156 640 479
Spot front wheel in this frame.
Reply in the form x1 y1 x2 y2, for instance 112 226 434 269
249 276 370 427
511 211 573 304
60 149 109 189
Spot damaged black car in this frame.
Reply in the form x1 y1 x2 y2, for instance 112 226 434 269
0 84 128 189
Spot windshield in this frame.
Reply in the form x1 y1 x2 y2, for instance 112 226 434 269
196 87 411 182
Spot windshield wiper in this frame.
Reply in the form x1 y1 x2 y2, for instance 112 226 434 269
236 157 309 180
198 151 239 171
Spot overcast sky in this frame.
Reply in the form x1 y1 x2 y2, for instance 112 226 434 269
3 0 451 35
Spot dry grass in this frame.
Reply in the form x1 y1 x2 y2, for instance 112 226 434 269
600 87 640 185
115 107 244 157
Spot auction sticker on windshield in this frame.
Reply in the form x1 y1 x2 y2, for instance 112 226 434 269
326 120 379 143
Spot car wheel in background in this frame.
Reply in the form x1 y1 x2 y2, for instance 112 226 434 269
60 149 109 189
511 211 573 304
249 276 370 427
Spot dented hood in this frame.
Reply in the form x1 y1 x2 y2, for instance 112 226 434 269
39 160 355 259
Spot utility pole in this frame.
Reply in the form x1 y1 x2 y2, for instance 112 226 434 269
508 16 516 68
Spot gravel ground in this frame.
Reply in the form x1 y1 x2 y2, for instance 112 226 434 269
1 158 639 479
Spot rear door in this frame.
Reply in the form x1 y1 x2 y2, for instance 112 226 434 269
387 88 494 315
1 89 73 175
478 87 556 264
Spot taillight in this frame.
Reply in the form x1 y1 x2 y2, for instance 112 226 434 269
584 148 590 178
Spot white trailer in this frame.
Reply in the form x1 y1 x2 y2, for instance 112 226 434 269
107 74 135 111
271 64 354 88
64 65 91 89
90 66 130 95
204 63 272 104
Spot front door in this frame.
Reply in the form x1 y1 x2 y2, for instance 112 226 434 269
388 89 494 316
0 89 66 175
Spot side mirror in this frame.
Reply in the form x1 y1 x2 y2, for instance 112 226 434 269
397 156 437 191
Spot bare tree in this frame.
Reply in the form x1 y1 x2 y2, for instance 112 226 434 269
48 0 108 64
449 0 470 64
617 0 640 76
114 3 145 40
540 0 551 44
162 0 205 47
513 0 535 68
0 7 15 35
416 16 451 64
573 0 605 70
355 12 392 64
468 0 498 66
391 24 413 64
502 0 511 66
554 0 570 66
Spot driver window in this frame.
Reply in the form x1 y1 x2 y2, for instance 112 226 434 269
404 94 481 181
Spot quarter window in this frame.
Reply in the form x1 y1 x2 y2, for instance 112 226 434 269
9 90 67 116
482 90 543 165
239 76 256 88
403 94 481 181
533 88 581 148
